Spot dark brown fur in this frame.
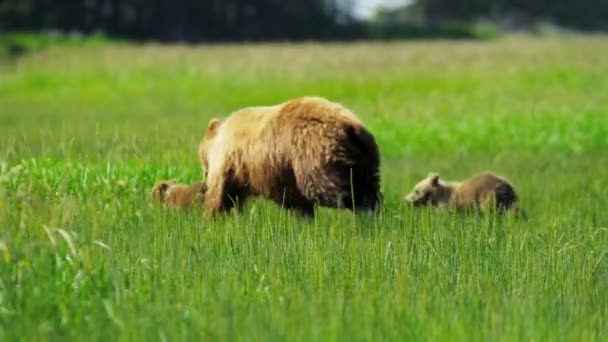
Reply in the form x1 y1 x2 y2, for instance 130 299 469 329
405 172 525 216
198 97 382 216
151 180 207 209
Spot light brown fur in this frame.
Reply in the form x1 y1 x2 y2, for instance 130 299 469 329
151 180 207 209
198 96 382 216
404 172 524 216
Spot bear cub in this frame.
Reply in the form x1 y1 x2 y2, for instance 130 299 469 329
151 180 207 209
404 172 525 217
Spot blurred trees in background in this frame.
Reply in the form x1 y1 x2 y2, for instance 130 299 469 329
0 0 606 41
0 0 361 41
412 0 608 31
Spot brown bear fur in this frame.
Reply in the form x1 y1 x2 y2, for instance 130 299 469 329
151 180 206 209
404 172 525 216
198 96 382 216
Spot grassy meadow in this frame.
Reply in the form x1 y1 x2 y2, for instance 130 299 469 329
1 35 607 341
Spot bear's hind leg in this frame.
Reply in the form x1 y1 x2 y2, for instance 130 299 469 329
335 166 382 214
286 202 315 218
273 188 315 218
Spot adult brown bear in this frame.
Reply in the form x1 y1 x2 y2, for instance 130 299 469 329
198 97 382 216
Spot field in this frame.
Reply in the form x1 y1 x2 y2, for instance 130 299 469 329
1 35 607 341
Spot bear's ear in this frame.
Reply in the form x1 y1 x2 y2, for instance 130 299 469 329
428 172 440 186
207 117 224 133
152 181 171 201
158 182 170 193
156 181 174 195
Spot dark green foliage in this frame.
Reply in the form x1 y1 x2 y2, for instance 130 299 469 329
418 0 608 30
0 0 361 41
1 0 606 42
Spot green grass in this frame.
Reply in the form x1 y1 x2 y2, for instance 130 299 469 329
1 36 608 341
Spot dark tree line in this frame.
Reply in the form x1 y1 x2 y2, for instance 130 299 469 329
419 0 608 30
0 0 606 41
0 0 361 41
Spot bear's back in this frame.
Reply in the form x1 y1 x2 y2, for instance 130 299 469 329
278 97 363 126
452 173 516 210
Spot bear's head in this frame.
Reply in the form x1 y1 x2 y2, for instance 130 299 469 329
151 180 177 204
198 117 225 178
404 172 441 206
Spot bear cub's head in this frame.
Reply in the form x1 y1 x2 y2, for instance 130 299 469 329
404 172 444 206
151 180 207 208
151 180 177 204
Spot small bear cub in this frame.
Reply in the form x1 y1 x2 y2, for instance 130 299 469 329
151 180 207 209
404 172 525 216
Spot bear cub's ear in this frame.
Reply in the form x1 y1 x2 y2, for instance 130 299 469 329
428 172 440 186
158 182 170 193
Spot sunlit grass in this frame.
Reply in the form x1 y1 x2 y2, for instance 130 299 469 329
1 35 607 341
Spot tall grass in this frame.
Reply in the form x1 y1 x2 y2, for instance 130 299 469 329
0 36 607 341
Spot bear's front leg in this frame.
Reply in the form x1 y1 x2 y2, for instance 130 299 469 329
205 171 244 216
205 172 231 215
